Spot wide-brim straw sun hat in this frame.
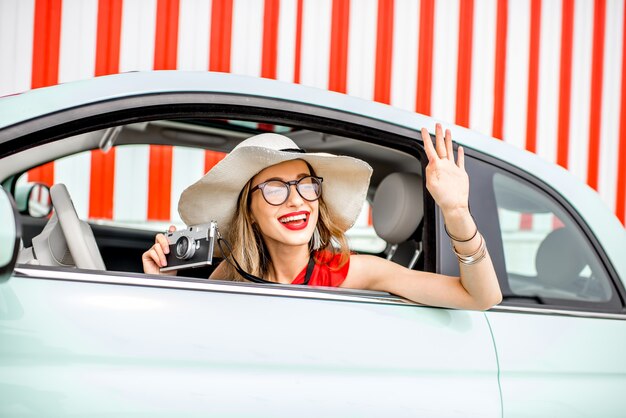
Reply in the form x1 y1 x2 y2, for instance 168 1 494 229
178 133 373 233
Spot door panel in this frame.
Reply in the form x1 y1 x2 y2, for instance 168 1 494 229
0 271 500 417
486 311 626 417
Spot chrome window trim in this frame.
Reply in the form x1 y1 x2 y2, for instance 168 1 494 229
490 305 626 320
13 266 413 306
13 266 626 320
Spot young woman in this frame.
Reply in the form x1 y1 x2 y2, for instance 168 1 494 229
142 124 502 310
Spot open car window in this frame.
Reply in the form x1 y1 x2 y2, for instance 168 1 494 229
12 117 427 277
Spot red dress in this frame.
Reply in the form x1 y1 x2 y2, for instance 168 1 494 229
290 251 350 287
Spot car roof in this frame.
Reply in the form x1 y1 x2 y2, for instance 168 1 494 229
1 71 624 279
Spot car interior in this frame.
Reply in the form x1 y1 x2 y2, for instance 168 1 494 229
1 117 428 283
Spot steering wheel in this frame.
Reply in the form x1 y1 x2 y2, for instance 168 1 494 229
50 184 106 270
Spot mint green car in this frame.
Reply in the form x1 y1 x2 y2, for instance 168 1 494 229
1 72 625 417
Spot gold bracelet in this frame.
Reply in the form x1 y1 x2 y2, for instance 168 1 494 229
451 233 487 265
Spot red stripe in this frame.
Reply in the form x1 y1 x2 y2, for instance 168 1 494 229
519 213 533 231
209 0 233 72
28 0 62 186
89 149 116 219
147 0 179 221
328 0 350 93
374 0 394 104
525 0 541 153
492 0 507 140
587 0 606 190
95 0 122 76
415 0 434 115
90 0 123 220
455 0 474 128
556 0 574 168
31 0 62 89
27 163 55 187
617 0 626 226
154 0 180 70
552 215 564 230
204 151 227 173
293 0 304 83
207 1 233 181
147 146 173 221
261 0 280 79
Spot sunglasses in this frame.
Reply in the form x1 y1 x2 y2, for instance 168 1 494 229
250 175 323 206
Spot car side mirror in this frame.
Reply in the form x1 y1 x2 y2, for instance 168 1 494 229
0 186 21 283
15 182 52 217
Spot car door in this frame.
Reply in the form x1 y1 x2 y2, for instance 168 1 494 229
0 85 502 417
445 151 626 417
2 268 500 417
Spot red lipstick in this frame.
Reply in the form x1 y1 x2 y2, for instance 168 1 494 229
278 211 310 231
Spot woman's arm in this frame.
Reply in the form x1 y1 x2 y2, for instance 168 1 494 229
341 124 502 310
343 253 501 311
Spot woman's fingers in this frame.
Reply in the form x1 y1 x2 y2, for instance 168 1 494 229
434 123 447 159
445 128 454 160
457 146 465 171
421 127 438 162
152 243 167 267
156 233 170 254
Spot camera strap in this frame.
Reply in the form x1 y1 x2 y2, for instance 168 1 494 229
216 233 315 286
302 255 315 286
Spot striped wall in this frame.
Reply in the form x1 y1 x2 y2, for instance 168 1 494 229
0 0 625 227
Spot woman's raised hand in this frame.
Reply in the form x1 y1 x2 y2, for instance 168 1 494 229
421 124 469 216
142 225 177 275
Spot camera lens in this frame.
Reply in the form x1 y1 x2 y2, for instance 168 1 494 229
175 236 195 260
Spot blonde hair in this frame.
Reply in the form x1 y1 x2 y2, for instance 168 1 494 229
220 161 351 282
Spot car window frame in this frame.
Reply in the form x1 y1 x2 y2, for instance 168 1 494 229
2 92 446 307
450 147 625 315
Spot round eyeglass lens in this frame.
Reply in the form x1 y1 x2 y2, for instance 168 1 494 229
297 177 321 201
262 181 290 205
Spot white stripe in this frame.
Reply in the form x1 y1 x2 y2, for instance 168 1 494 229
431 0 459 123
532 213 553 233
170 146 205 223
498 209 521 233
469 0 496 136
0 0 34 96
177 0 212 70
346 0 377 100
54 151 91 219
300 0 331 89
598 0 624 213
502 0 530 150
114 145 150 221
58 0 98 83
119 0 158 72
568 0 593 184
231 0 264 77
276 0 298 83
390 0 419 112
535 0 562 164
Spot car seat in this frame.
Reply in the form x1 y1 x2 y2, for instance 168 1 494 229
535 227 587 293
18 184 105 270
371 172 424 268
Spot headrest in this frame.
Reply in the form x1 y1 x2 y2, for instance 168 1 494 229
535 227 586 284
372 172 423 244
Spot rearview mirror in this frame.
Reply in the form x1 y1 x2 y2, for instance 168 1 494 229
0 186 21 283
15 182 52 217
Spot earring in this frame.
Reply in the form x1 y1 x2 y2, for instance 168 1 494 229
310 226 323 251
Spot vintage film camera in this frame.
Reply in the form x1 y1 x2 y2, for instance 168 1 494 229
160 221 217 272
